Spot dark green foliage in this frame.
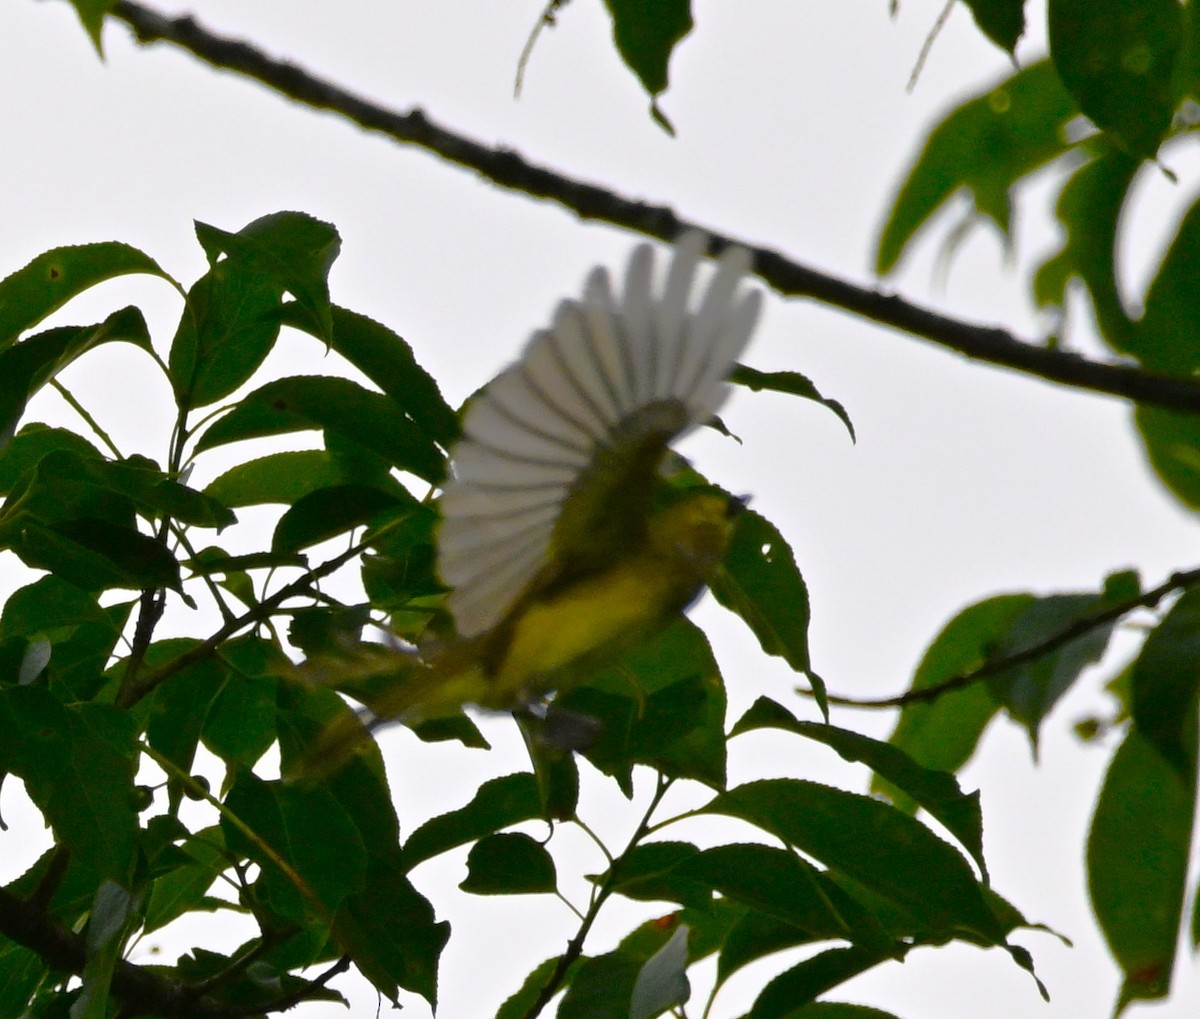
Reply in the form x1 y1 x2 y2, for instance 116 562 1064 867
12 4 1200 1008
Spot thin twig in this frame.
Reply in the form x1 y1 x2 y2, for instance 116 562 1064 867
524 776 673 1018
105 0 1200 416
116 521 403 707
819 566 1200 709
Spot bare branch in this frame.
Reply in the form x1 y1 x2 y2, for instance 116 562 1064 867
822 566 1200 710
107 0 1200 415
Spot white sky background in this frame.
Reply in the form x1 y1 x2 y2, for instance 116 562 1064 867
3 0 1200 1016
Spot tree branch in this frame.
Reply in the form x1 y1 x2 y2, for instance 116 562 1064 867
0 884 348 1018
104 0 1200 414
822 566 1200 710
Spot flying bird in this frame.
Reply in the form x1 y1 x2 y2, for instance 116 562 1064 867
306 230 762 761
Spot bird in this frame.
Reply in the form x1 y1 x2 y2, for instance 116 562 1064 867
304 229 762 763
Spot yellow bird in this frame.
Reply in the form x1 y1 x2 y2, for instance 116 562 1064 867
309 230 761 757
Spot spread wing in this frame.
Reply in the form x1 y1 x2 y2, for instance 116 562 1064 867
437 231 762 639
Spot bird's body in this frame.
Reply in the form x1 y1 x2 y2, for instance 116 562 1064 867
304 231 761 764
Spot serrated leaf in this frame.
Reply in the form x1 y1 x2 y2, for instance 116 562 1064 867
460 832 557 895
711 508 817 704
734 698 987 880
557 620 726 793
281 303 458 447
195 212 339 342
272 484 415 553
707 779 1003 940
606 841 711 911
222 772 368 917
876 60 1076 275
0 308 154 443
0 424 103 495
142 826 230 934
1087 728 1193 1012
8 518 182 593
194 375 444 483
400 772 542 869
1126 191 1200 376
334 848 449 1008
205 450 346 507
749 946 891 1018
1049 0 1181 157
0 688 137 879
681 843 850 940
0 242 172 344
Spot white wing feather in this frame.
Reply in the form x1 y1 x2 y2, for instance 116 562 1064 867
440 230 761 638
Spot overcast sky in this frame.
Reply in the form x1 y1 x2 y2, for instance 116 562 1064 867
3 1 1199 1016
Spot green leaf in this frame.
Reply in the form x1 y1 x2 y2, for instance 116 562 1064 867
0 308 154 443
1049 0 1181 157
749 946 892 1018
142 826 230 934
1087 728 1193 1012
333 849 449 1008
679 843 855 942
711 509 816 703
630 923 690 1019
205 450 348 507
0 242 172 344
460 832 557 895
602 0 693 129
194 375 444 483
498 957 580 1019
606 841 712 911
1135 406 1200 510
962 0 1026 53
1131 191 1200 378
400 772 543 869
731 366 855 442
878 595 1032 806
1129 588 1200 782
986 592 1120 750
1033 144 1139 352
195 213 340 343
735 698 986 880
282 303 459 447
558 620 727 793
170 213 340 408
144 640 222 784
67 0 119 55
204 637 288 767
272 484 415 553
707 779 1003 940
774 1004 903 1019
876 61 1076 275
0 424 103 495
7 518 182 593
717 906 809 985
0 688 137 879
222 772 368 917
559 951 641 1019
72 881 140 1019
0 940 50 1019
